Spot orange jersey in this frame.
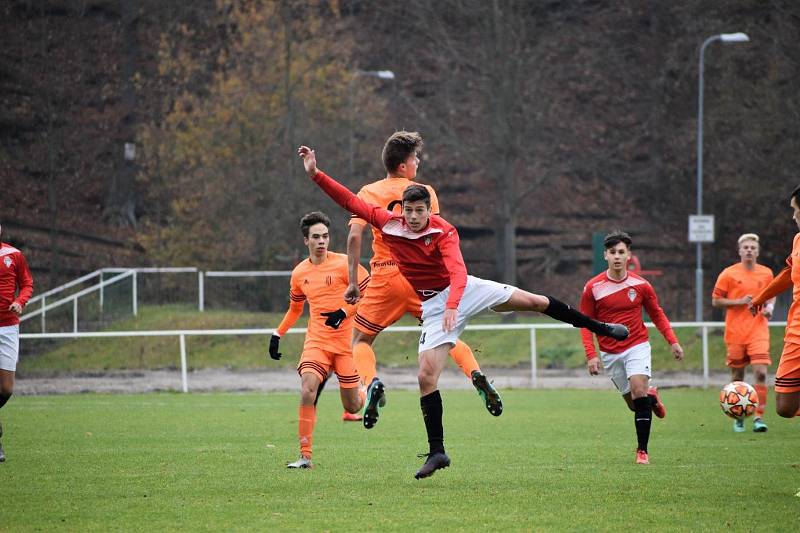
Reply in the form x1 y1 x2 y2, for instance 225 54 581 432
787 233 800 346
349 177 440 268
276 252 369 355
712 263 774 344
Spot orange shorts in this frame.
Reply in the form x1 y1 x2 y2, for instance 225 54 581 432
297 347 360 388
775 342 800 394
725 340 771 368
354 267 421 335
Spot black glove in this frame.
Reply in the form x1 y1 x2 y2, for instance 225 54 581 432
269 334 282 360
321 309 346 329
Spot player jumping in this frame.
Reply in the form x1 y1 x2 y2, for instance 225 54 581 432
297 146 629 479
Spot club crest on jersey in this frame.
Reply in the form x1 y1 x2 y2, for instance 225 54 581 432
3 256 11 268
424 236 432 246
627 288 636 302
325 275 332 286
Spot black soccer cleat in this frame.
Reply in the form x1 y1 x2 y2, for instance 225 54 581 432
362 377 386 429
414 452 451 479
602 322 629 341
471 370 503 416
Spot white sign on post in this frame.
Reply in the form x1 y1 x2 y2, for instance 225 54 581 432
689 215 715 243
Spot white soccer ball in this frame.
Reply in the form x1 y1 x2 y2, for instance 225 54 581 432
719 381 759 419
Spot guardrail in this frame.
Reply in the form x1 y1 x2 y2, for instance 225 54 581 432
21 321 786 393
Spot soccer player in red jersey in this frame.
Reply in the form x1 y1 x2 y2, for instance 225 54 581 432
346 131 500 429
750 185 800 418
580 231 683 465
268 212 370 468
0 222 34 463
298 146 629 478
712 233 775 433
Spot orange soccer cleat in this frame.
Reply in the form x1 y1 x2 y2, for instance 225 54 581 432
635 449 650 465
648 386 666 419
342 410 363 422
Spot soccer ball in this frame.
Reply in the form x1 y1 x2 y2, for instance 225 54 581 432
719 381 759 419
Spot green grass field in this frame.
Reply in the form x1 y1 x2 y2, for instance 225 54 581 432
19 305 789 375
2 389 798 531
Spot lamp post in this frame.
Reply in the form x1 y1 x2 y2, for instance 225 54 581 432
695 32 749 322
348 69 395 178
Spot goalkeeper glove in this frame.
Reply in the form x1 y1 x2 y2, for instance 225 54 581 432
321 309 346 329
268 334 282 360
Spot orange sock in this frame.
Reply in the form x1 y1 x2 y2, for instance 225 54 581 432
298 404 316 458
353 342 377 385
449 340 480 379
754 384 767 418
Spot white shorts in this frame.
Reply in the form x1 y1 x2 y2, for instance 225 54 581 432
418 275 514 353
601 341 651 394
0 325 20 372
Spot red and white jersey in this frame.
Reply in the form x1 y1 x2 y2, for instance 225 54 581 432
0 242 34 327
313 171 468 309
580 271 677 359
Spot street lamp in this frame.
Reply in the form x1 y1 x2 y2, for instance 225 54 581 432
348 69 396 178
694 32 750 322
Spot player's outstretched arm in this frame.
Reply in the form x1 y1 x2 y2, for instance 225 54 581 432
298 145 318 178
345 224 365 304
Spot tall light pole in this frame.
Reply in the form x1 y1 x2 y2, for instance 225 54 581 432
348 69 395 178
695 32 749 322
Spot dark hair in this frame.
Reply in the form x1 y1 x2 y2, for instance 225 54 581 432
791 184 800 205
382 131 423 172
402 184 431 208
300 211 331 237
603 230 632 249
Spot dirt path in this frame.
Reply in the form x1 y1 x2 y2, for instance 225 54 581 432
15 368 742 395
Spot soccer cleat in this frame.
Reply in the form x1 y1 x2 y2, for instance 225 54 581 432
362 377 386 429
602 323 629 341
414 452 451 479
733 418 745 433
752 417 768 433
287 455 313 469
471 370 503 416
342 410 363 422
648 386 666 419
635 449 649 465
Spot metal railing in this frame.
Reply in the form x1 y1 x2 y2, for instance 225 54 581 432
22 321 784 393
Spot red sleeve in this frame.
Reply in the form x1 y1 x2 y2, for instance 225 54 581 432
579 284 598 360
752 263 792 306
312 171 391 229
438 228 468 309
14 252 33 306
642 283 678 345
276 272 305 336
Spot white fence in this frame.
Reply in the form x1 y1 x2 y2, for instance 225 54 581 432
21 268 292 332
21 321 785 393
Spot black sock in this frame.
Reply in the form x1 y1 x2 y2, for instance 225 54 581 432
314 375 329 407
633 396 652 453
543 295 607 334
420 390 445 455
0 392 11 410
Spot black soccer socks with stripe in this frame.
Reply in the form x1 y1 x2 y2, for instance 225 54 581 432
543 295 606 334
633 396 652 453
420 390 445 455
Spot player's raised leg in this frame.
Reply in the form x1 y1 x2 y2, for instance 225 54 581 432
493 290 629 340
414 344 452 479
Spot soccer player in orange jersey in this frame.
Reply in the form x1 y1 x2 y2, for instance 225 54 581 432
268 212 370 468
750 185 800 418
345 131 501 429
712 233 775 433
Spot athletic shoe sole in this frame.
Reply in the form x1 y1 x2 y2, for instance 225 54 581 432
472 371 503 416
363 379 386 429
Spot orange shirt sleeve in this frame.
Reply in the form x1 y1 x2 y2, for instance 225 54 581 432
711 269 731 299
752 264 792 306
276 270 306 336
427 185 441 216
